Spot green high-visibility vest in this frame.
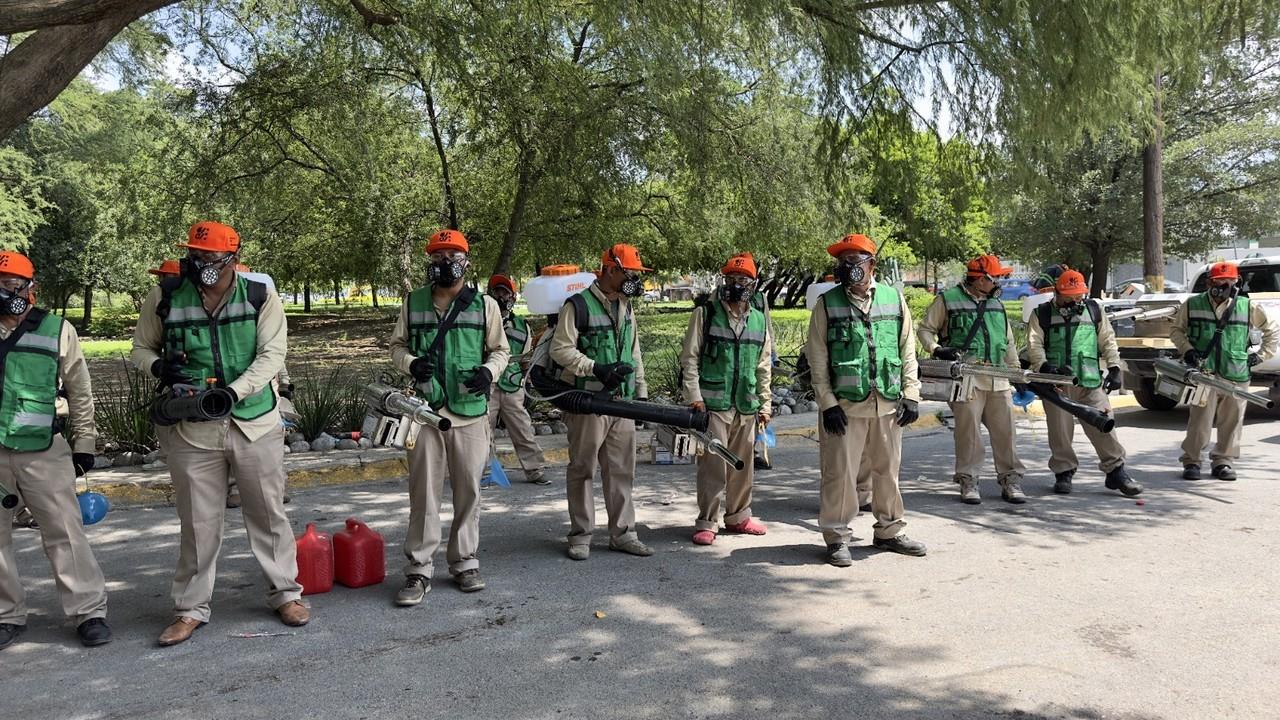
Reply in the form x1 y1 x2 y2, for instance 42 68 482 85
698 301 767 413
0 309 63 452
823 285 904 403
497 314 530 394
162 277 277 420
1187 294 1251 382
1037 301 1103 389
570 290 637 399
940 285 1008 364
408 286 488 417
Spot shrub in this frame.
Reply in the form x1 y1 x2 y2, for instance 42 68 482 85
292 364 378 439
85 307 138 338
93 361 158 452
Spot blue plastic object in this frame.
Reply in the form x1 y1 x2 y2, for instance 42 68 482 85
756 424 777 448
1011 387 1036 410
78 491 110 526
481 457 510 488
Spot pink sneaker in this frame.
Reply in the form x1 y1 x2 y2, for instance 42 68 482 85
692 529 716 545
726 518 767 535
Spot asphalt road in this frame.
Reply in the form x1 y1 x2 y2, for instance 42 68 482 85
3 406 1279 719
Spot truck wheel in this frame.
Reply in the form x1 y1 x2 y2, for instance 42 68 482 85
1132 377 1177 411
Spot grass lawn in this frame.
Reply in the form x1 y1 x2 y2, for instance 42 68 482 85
82 339 134 360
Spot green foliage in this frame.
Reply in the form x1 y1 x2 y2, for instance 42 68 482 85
84 307 137 338
93 361 159 452
292 365 368 440
902 286 936 324
0 146 48 247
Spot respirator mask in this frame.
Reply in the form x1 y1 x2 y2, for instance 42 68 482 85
834 253 872 287
0 283 31 316
1208 282 1238 301
719 276 757 304
428 253 469 287
186 253 234 287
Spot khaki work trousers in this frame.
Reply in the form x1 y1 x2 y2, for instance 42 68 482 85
0 435 108 625
819 409 906 544
565 413 638 546
164 425 300 623
695 411 758 531
950 389 1025 483
1044 386 1126 474
1180 382 1248 467
488 386 546 473
403 420 487 578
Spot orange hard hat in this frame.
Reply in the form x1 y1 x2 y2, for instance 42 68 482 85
148 259 182 277
966 254 1013 278
488 274 517 294
601 243 652 272
426 229 469 255
0 251 35 280
178 221 241 253
827 233 877 258
721 252 757 279
1208 261 1239 281
1055 269 1089 295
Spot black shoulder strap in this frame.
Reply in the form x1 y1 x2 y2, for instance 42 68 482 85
245 279 268 312
0 308 49 360
427 286 476 356
1035 302 1052 336
569 293 590 334
156 277 184 321
700 301 717 353
1086 299 1102 326
956 297 989 354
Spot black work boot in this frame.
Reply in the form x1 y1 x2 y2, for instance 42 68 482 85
1104 465 1143 496
1182 464 1201 480
76 618 112 647
826 543 853 567
1211 465 1237 481
872 535 927 556
1053 470 1075 494
0 623 25 650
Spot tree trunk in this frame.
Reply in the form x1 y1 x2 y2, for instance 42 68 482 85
398 233 415 298
333 279 341 305
0 0 177 139
493 154 537 277
370 285 379 308
1089 242 1111 299
421 79 459 230
81 284 94 328
1142 71 1165 293
303 281 312 313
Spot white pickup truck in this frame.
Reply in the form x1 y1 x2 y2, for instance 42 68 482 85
1115 257 1280 411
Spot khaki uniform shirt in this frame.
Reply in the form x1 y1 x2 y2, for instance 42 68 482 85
806 281 922 417
678 300 773 419
550 282 648 398
917 284 1021 392
1170 296 1279 362
131 283 288 450
389 291 510 429
0 316 97 454
1026 300 1121 371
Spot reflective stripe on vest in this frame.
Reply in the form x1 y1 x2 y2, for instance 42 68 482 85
498 315 530 393
572 290 636 399
408 286 489 416
1187 294 1251 382
1041 304 1103 388
162 277 277 420
940 285 1007 364
0 310 63 452
698 302 767 413
824 285 904 402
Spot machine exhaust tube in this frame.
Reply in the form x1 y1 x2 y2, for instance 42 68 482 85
667 426 746 470
918 359 1077 386
1153 358 1274 409
152 387 236 425
1029 383 1115 433
364 383 452 431
0 482 17 509
529 367 709 431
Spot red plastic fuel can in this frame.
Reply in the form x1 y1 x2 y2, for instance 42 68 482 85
334 518 386 588
295 523 334 595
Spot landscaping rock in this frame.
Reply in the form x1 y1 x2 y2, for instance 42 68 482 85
310 433 337 452
286 432 307 446
536 424 553 436
778 405 793 416
113 452 144 467
143 451 160 464
283 445 292 454
337 438 360 450
93 455 112 470
552 421 568 434
289 441 312 454
358 437 373 449
494 428 508 438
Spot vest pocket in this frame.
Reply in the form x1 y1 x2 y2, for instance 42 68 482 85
882 357 903 392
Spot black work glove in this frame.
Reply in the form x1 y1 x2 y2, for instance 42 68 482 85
821 406 848 436
592 362 634 391
1039 363 1067 377
1103 366 1122 393
1182 349 1202 367
409 355 434 383
932 346 961 361
896 399 919 427
1248 352 1262 368
151 354 194 387
72 453 95 477
278 383 295 400
1013 383 1030 395
464 367 493 397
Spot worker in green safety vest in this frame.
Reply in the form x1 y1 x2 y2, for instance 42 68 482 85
679 252 772 546
390 229 509 606
1027 269 1142 497
1172 261 1279 481
918 254 1028 505
0 250 111 651
132 221 307 647
550 243 653 561
805 233 927 567
485 274 547 485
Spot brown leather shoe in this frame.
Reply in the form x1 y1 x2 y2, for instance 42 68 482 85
276 600 310 627
157 617 204 647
